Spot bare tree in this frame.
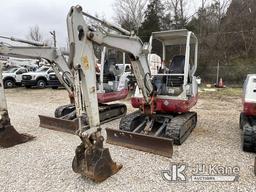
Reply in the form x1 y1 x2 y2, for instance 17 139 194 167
164 0 187 29
27 25 43 42
113 0 148 33
224 0 255 57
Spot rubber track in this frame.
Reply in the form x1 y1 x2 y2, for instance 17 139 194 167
55 103 127 126
165 112 197 145
240 112 248 130
242 123 256 152
119 110 144 131
55 104 75 118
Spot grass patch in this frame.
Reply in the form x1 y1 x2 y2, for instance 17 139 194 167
199 87 242 98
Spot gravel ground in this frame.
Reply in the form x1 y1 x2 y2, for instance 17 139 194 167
0 88 256 192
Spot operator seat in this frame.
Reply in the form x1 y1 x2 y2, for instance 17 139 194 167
103 59 115 83
103 57 121 92
169 55 185 74
167 55 185 87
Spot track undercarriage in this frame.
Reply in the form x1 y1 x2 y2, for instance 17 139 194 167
240 112 256 152
106 110 197 157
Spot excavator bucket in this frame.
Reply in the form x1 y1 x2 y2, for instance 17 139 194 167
106 128 173 158
72 134 122 182
39 115 78 134
0 111 34 148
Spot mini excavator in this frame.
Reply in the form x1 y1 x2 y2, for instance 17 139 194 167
0 5 199 182
67 6 199 161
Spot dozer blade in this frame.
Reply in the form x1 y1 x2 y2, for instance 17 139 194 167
0 112 34 148
72 134 122 182
39 115 78 134
106 128 173 158
39 103 127 135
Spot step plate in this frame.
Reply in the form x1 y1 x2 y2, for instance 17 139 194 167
106 128 173 158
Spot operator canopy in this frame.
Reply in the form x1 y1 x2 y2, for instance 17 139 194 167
151 29 197 45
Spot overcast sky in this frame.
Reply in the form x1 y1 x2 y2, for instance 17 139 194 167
0 0 208 47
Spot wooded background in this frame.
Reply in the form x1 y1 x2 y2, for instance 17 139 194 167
113 0 256 85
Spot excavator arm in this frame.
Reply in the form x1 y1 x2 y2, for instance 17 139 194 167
66 6 124 182
67 6 154 107
0 39 78 147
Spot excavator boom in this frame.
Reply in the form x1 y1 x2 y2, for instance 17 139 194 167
0 42 79 134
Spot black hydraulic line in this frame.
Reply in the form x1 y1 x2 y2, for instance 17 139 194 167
82 12 131 36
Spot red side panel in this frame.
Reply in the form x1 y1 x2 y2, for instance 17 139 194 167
97 89 129 103
131 94 198 113
244 102 256 116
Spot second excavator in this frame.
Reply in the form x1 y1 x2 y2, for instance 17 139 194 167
0 38 130 134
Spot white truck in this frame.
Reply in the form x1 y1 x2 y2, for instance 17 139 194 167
2 67 29 88
21 66 55 88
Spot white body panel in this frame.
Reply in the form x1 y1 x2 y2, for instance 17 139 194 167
243 74 256 103
67 6 100 132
